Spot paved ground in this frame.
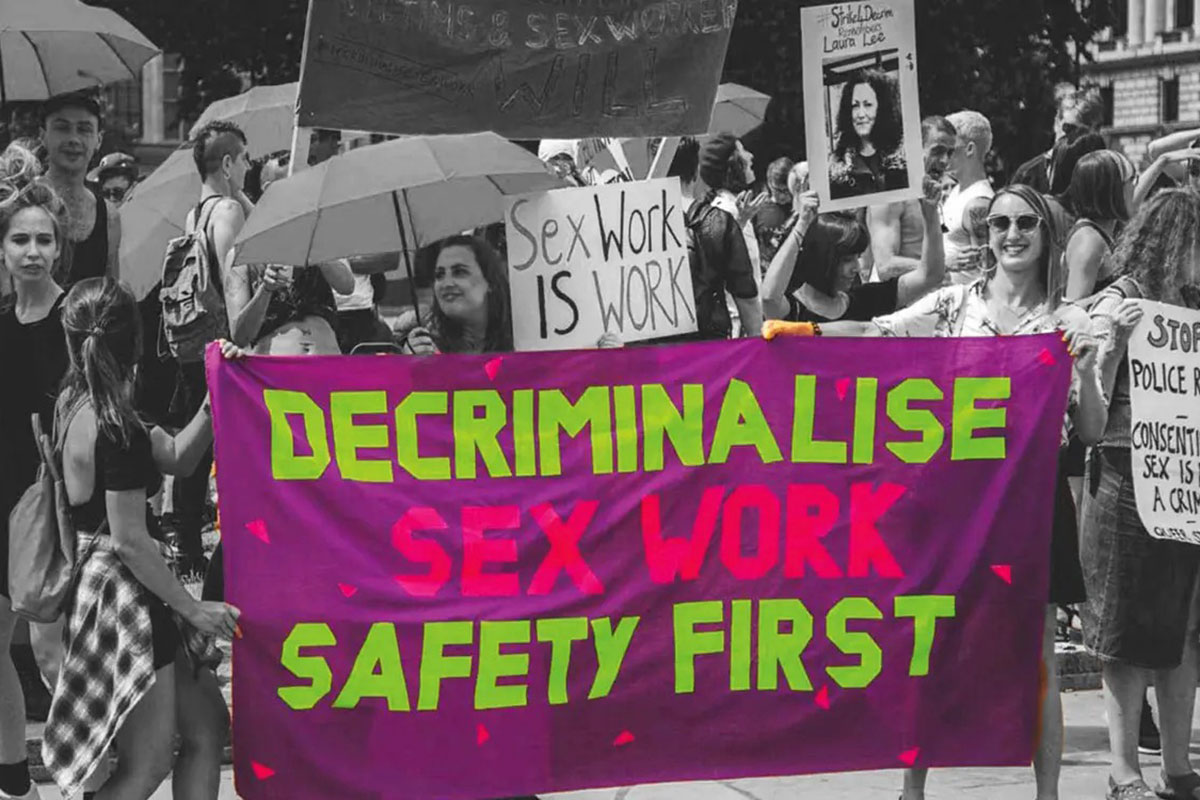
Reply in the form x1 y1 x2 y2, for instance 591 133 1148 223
30 689 1200 799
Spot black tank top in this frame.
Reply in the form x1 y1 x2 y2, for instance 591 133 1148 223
65 185 108 287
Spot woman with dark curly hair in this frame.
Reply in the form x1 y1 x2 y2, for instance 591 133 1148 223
404 235 514 355
829 70 908 200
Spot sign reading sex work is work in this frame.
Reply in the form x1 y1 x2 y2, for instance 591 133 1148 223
296 0 737 138
208 335 1071 800
1128 301 1200 545
505 179 696 351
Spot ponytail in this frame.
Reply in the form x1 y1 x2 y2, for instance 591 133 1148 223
61 278 145 448
77 328 141 449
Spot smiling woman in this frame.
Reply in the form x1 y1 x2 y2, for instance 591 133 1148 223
0 143 70 799
404 235 514 355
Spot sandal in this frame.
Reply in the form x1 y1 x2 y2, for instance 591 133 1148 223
1157 771 1200 800
1107 777 1159 800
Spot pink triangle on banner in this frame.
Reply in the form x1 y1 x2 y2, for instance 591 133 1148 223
836 378 851 400
338 583 358 598
251 762 275 780
477 723 490 745
1037 348 1056 366
613 730 635 746
245 519 270 544
484 358 503 381
991 565 1013 584
814 685 830 710
899 748 920 766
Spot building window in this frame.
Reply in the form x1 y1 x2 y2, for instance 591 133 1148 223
1163 77 1181 123
1101 85 1115 127
1179 0 1196 29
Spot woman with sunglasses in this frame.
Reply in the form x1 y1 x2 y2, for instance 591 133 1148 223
765 184 1105 800
1082 189 1200 800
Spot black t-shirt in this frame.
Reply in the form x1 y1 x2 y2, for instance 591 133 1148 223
68 418 163 537
0 294 68 512
787 278 900 324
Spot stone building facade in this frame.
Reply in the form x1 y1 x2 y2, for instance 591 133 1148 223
1082 0 1200 165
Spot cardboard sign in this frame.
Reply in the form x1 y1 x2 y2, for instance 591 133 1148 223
1127 301 1200 545
209 334 1072 800
296 0 737 139
504 179 696 351
800 0 924 213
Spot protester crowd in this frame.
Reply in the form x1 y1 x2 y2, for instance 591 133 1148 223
0 78 1198 800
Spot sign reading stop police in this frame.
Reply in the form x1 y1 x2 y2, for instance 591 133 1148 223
1127 300 1200 545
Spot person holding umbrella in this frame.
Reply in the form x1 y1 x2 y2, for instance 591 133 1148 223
39 92 121 287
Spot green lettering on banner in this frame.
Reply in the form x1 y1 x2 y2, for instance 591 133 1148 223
538 387 615 477
852 379 880 464
453 391 513 479
642 383 705 471
757 599 813 691
673 601 724 693
895 595 957 677
331 391 394 483
333 623 410 711
536 617 589 705
792 376 847 464
512 389 538 477
885 379 945 464
418 621 474 711
476 621 532 710
614 385 639 473
710 379 783 465
730 598 752 691
589 616 640 699
265 390 331 480
825 597 883 689
952 378 1010 461
396 392 451 480
278 623 336 710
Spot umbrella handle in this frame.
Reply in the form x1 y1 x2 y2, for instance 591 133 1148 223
392 190 421 327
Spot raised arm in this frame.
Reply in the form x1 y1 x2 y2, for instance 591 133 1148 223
761 193 819 320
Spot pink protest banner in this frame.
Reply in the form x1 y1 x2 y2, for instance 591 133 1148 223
295 0 737 138
208 335 1071 799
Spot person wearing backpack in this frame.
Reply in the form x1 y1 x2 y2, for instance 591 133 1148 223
43 278 241 800
163 121 254 578
683 133 763 340
0 143 70 800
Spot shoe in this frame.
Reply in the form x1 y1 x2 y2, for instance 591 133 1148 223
0 784 41 799
1139 697 1162 756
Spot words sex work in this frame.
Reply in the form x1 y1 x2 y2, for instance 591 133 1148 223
507 185 695 340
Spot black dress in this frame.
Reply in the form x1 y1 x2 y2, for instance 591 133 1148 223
0 294 68 598
67 417 179 669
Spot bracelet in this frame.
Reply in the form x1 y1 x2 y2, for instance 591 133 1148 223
812 322 823 337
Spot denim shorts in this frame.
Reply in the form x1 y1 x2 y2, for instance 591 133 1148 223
1080 448 1200 669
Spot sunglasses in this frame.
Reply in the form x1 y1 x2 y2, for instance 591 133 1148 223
986 213 1043 234
101 187 127 201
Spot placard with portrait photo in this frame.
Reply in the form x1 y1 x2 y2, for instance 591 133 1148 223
801 1 924 213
